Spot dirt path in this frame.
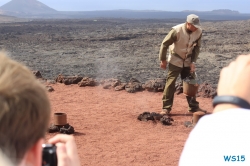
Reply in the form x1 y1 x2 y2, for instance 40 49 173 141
45 83 213 166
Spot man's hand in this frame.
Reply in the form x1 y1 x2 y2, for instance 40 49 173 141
218 55 250 101
160 60 167 70
48 134 81 166
214 54 250 113
190 63 196 73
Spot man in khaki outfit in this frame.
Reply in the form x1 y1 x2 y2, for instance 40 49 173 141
159 14 204 115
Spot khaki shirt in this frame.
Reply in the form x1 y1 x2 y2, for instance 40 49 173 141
159 23 202 67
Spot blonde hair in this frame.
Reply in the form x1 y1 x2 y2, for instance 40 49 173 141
0 51 51 164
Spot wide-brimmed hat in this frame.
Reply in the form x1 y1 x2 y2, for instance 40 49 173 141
187 14 201 28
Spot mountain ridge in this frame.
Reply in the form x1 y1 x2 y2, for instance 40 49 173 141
0 0 249 20
0 0 56 15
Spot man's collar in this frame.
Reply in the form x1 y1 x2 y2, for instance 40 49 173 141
184 23 192 34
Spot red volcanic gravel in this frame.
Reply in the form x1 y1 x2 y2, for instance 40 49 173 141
45 83 213 166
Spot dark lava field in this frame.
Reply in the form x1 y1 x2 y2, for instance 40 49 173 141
0 18 250 88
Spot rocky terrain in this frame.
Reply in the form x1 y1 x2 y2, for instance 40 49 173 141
0 18 249 89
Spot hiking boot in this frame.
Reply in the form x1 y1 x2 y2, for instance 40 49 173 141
188 107 207 114
160 109 171 115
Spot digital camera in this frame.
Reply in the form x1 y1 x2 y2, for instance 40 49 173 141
42 144 57 166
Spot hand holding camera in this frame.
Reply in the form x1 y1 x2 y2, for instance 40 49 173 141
42 134 81 166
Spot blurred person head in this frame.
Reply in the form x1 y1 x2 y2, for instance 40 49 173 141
0 51 51 166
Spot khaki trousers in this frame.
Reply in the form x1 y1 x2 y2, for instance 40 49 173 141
162 63 199 111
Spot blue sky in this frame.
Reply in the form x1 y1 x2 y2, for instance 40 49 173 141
0 0 249 13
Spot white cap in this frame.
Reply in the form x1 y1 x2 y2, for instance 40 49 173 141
187 14 201 28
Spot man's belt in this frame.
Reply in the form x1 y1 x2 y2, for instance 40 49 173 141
172 53 191 60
